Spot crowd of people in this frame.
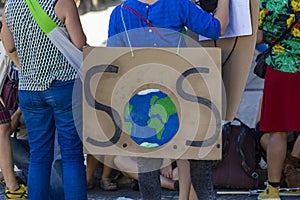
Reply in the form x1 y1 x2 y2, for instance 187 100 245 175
0 0 299 200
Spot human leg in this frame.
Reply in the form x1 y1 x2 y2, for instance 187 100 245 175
114 156 138 178
101 155 117 191
10 138 29 183
0 103 27 199
189 160 216 200
290 134 300 162
50 80 87 200
49 133 64 200
176 159 191 200
115 156 177 190
137 157 162 200
267 132 287 183
86 154 99 190
258 132 286 200
19 90 56 199
283 134 300 188
0 122 20 191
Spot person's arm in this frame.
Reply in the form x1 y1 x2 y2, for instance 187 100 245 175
6 51 20 69
1 12 20 69
182 0 229 40
55 0 86 50
10 108 22 135
213 0 230 36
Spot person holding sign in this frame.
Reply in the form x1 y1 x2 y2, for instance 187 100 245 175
256 0 300 199
107 0 229 199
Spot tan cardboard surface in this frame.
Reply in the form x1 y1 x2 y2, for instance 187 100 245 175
82 47 222 159
188 0 260 121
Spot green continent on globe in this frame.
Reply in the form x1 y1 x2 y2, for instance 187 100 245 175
124 103 133 135
148 96 177 140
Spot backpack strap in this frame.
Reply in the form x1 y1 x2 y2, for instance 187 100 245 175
212 121 231 167
235 118 260 180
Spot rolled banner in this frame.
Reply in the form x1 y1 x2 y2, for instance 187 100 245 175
26 0 83 80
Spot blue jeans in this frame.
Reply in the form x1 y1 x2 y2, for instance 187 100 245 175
10 136 65 200
18 80 87 200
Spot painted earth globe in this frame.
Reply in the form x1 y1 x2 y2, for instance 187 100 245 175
124 89 179 148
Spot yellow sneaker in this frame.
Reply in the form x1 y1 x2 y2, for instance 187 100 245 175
5 184 28 199
258 183 280 200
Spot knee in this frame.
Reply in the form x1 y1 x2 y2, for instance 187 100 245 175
114 156 123 170
0 124 13 138
269 132 287 141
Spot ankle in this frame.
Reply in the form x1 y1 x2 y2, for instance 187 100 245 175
6 184 20 191
268 181 280 188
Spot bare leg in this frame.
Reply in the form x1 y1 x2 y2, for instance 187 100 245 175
260 134 269 152
0 122 18 190
114 156 176 190
177 159 191 200
291 135 300 159
102 155 115 179
86 154 99 182
267 132 287 183
189 184 198 200
101 155 117 190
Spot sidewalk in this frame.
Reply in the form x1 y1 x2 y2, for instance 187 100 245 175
1 184 300 200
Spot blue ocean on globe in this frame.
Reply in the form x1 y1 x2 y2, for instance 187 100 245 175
124 89 179 148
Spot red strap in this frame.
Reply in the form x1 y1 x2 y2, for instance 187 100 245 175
123 5 170 43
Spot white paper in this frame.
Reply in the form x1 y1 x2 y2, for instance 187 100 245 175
199 0 252 41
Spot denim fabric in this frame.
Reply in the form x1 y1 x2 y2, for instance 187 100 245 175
137 157 162 200
189 160 216 200
18 80 87 200
49 134 65 200
10 136 65 200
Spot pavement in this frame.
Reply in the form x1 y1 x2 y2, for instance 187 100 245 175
1 183 300 200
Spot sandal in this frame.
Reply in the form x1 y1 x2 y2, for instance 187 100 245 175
86 178 96 190
100 178 118 191
5 184 28 199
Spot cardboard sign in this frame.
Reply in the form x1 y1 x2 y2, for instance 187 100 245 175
188 0 260 121
82 47 222 160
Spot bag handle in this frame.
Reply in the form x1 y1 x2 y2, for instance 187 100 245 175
234 118 260 180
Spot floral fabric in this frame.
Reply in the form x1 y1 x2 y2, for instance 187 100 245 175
259 0 300 72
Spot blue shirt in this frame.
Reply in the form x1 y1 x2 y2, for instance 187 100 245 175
107 0 221 47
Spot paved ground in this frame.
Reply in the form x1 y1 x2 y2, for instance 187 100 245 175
1 184 300 200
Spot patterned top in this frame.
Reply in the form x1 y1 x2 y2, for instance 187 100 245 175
259 0 300 73
107 0 221 47
5 0 77 91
